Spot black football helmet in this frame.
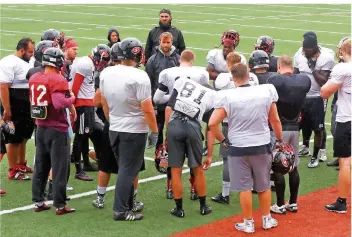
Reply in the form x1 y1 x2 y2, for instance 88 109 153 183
221 30 240 48
42 47 65 71
272 142 295 175
154 143 168 174
34 40 58 63
91 44 111 72
41 29 65 49
117 38 143 63
248 50 270 70
111 42 124 62
254 36 275 56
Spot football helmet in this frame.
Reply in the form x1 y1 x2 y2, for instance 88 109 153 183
92 44 111 72
42 47 65 71
254 36 275 56
221 30 240 48
248 50 270 70
34 40 58 63
272 142 295 175
117 38 143 63
111 42 124 62
155 143 168 174
41 29 65 49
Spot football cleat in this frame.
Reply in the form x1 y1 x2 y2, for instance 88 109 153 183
235 219 255 233
56 206 76 215
286 203 298 213
308 158 319 168
92 194 104 209
34 203 51 212
262 215 278 230
170 207 185 218
270 203 286 214
200 205 212 215
325 200 347 214
114 210 144 221
211 193 230 204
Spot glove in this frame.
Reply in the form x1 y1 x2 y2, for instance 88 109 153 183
307 57 317 71
147 132 158 149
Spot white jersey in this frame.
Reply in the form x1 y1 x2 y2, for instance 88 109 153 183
100 65 151 133
153 66 209 104
69 56 95 100
215 84 278 147
206 49 246 73
294 46 335 64
29 56 35 68
170 77 216 125
294 49 335 97
0 54 31 89
329 62 351 123
215 72 259 90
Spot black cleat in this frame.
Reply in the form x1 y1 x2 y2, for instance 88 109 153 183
200 205 212 215
325 200 347 214
113 210 144 221
170 207 185 218
211 193 229 204
327 159 339 167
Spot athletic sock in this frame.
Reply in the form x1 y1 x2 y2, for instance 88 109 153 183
175 198 183 210
97 186 106 196
222 181 230 197
313 146 320 159
199 196 206 208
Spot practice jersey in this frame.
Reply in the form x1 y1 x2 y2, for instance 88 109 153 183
329 62 351 123
255 71 276 85
294 48 335 97
267 73 311 131
168 77 216 125
153 66 209 104
100 65 152 133
215 72 259 90
0 54 31 89
294 46 335 64
69 56 95 100
215 84 278 148
29 72 69 120
206 49 246 74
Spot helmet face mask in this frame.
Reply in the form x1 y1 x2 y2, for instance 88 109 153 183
221 30 240 49
254 36 275 56
249 50 270 70
92 44 111 72
272 142 295 175
154 143 168 174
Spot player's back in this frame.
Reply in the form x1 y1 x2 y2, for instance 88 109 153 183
100 65 151 133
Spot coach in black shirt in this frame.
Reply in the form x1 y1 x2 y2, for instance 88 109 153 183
267 55 311 215
144 9 186 62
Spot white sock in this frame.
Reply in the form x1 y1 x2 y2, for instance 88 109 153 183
222 181 230 197
97 186 107 195
262 214 272 219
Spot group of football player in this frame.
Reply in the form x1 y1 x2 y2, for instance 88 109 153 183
0 22 350 234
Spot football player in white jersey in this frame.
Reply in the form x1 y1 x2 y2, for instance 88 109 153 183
165 76 216 218
212 52 258 205
69 44 111 181
100 38 158 221
294 35 335 168
321 39 351 214
154 50 210 200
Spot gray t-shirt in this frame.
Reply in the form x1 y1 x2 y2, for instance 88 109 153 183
330 62 351 123
215 84 278 147
0 54 31 89
100 65 152 133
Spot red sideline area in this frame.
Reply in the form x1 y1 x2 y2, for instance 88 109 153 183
170 186 351 237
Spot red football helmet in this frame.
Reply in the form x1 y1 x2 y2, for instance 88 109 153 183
272 142 295 175
154 142 168 174
221 30 240 48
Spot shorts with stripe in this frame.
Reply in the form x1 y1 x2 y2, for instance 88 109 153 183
73 106 95 135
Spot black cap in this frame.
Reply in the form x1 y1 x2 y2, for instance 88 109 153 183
159 8 171 15
303 35 318 49
303 31 317 40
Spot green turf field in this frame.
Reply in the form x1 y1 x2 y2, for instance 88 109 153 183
0 4 350 237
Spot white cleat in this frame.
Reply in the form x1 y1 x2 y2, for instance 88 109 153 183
318 149 327 162
262 215 278 230
270 203 286 214
235 218 255 233
308 158 319 168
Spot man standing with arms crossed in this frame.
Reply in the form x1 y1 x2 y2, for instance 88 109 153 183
267 56 311 214
209 63 282 233
100 38 158 221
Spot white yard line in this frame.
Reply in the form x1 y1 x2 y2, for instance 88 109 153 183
0 135 333 215
0 16 342 47
265 4 349 12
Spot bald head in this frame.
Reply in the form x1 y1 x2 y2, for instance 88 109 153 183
277 55 293 74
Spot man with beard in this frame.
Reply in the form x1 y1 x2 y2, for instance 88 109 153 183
0 38 35 181
145 32 180 169
145 9 185 62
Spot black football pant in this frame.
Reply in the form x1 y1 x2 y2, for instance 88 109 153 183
155 107 165 153
32 126 69 208
273 167 300 207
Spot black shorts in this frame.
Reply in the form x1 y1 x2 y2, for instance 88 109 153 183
73 106 95 135
333 121 351 158
98 122 119 174
300 97 327 131
109 131 147 173
202 109 214 124
167 118 203 168
1 89 35 144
